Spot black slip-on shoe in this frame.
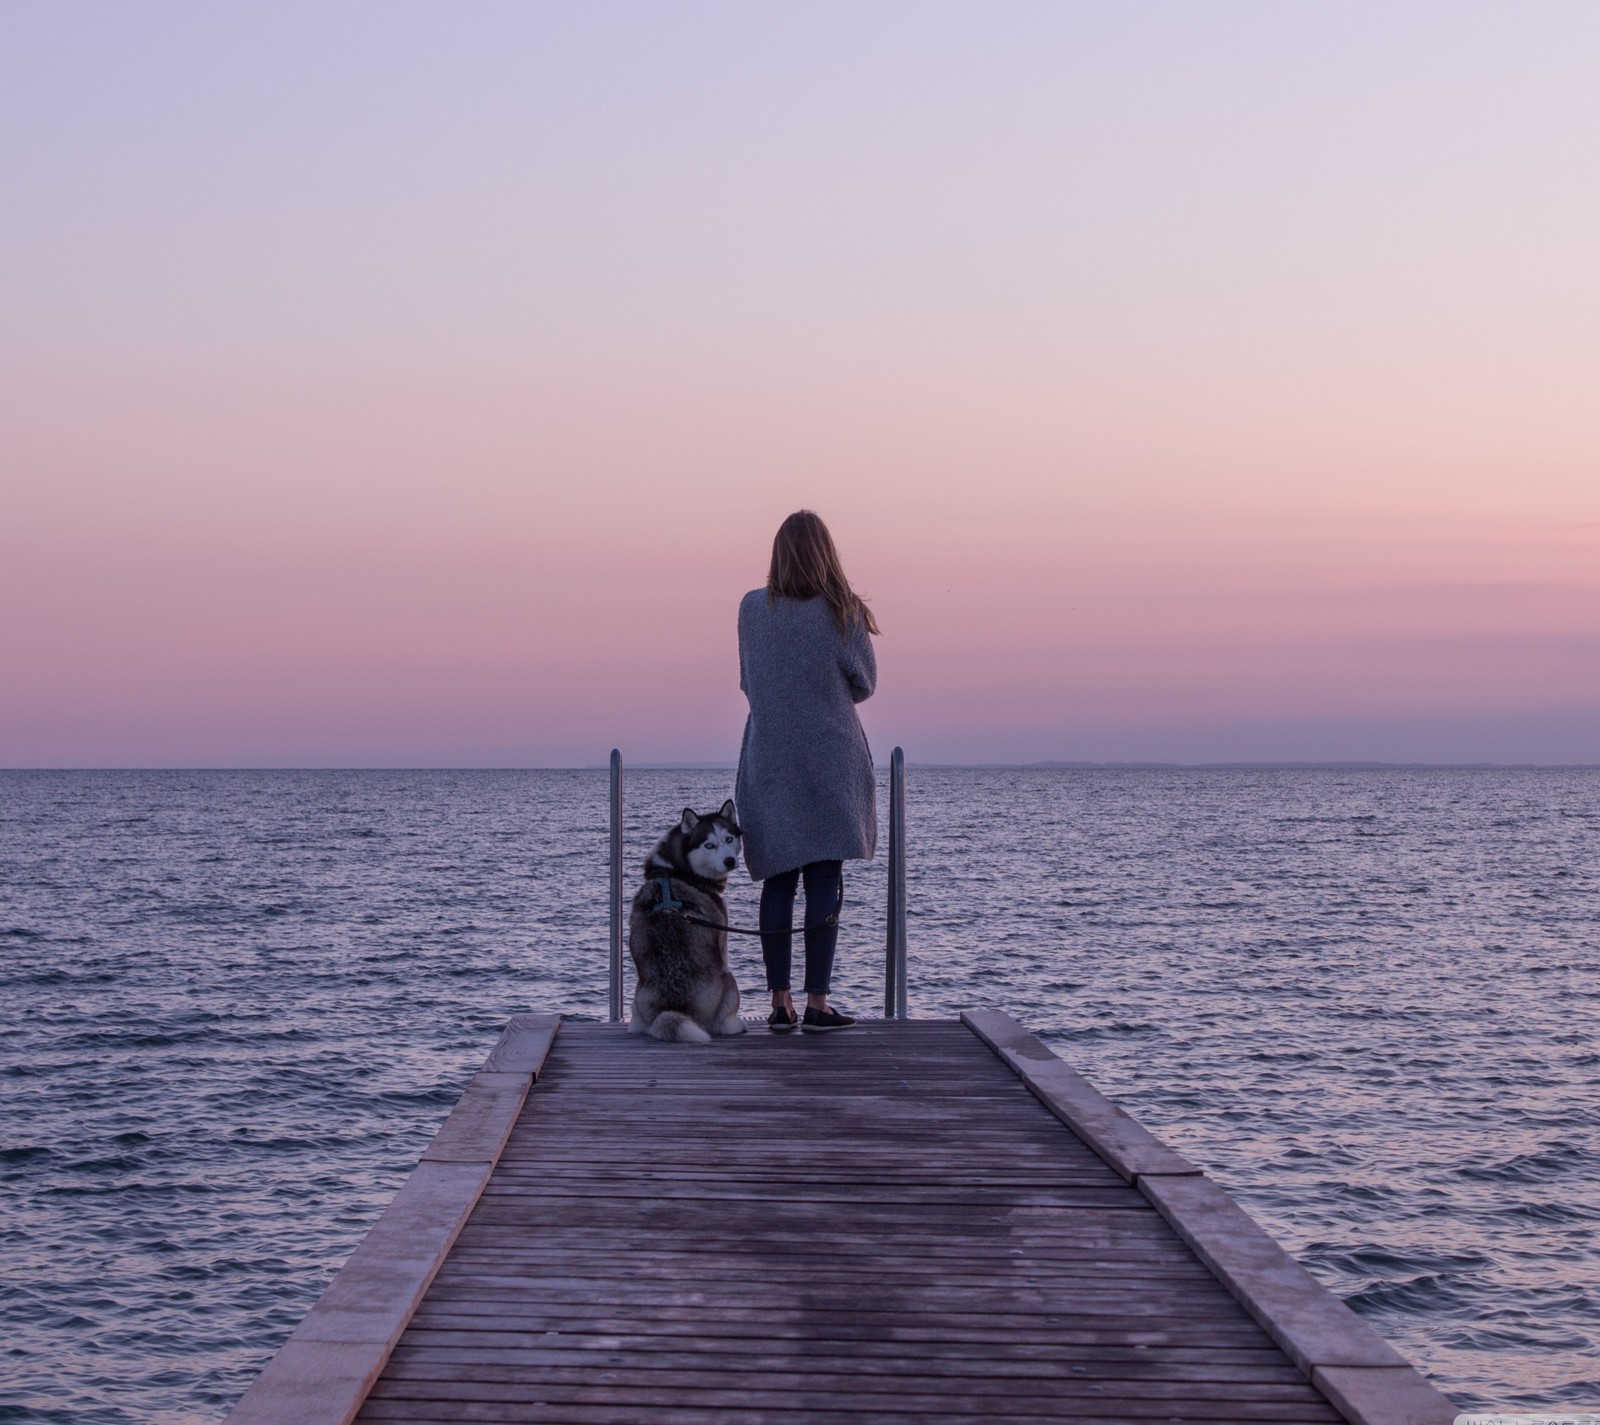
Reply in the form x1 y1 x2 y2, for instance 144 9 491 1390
800 1005 856 1033
768 1005 799 1033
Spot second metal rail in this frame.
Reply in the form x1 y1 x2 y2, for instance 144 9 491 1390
883 746 907 1020
606 747 908 1021
608 749 624 1021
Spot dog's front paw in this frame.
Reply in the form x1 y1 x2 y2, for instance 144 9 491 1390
716 1015 747 1036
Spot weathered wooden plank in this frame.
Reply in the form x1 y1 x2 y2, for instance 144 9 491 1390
461 1197 1154 1230
490 1161 1117 1177
494 1150 1114 1170
361 1378 1342 1420
360 1406 1329 1425
475 1182 1141 1208
375 1354 1332 1392
445 1233 1200 1259
417 1274 1234 1304
395 1326 1293 1359
480 1012 560 1077
414 1274 1252 1312
505 1123 1104 1141
386 1341 1307 1381
434 1254 1219 1284
412 1296 1259 1330
417 1072 530 1165
368 1366 1338 1408
401 1305 1277 1341
1311 1365 1457 1425
444 1234 1196 1253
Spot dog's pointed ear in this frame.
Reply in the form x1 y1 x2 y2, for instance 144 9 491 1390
679 807 700 833
719 799 736 822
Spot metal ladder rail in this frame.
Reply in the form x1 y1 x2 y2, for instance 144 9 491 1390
607 749 624 1021
883 746 907 1020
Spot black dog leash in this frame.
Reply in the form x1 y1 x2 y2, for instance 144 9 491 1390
651 876 842 937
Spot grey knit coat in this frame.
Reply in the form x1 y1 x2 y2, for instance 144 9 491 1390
734 589 878 882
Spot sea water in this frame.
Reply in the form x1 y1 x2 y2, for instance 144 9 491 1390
1 767 1596 1420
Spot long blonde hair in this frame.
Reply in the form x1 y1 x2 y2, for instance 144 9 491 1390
767 510 880 637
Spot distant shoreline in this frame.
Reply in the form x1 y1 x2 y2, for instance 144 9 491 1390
5 762 1598 773
637 760 1600 772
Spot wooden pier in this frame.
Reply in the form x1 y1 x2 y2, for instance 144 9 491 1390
228 1014 1454 1425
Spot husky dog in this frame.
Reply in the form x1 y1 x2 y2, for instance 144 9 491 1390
627 800 745 1044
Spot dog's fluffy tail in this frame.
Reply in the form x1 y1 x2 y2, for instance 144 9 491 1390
648 1011 712 1045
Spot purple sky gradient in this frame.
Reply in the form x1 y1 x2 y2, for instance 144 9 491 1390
3 2 1597 766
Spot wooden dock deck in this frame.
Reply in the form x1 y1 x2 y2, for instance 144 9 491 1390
229 1015 1455 1425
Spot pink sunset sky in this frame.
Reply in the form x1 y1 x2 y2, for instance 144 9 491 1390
3 2 1597 767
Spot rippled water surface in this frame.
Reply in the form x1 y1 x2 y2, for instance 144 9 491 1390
2 767 1597 1419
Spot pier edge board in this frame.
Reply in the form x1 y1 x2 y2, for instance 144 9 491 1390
224 1013 561 1425
960 1008 1201 1181
959 1009 1456 1425
1313 1365 1466 1425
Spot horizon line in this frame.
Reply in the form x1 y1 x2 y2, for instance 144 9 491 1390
3 761 1598 773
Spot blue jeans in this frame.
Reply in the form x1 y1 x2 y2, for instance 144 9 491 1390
759 861 843 996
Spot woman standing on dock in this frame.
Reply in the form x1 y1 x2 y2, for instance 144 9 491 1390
736 510 880 1034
